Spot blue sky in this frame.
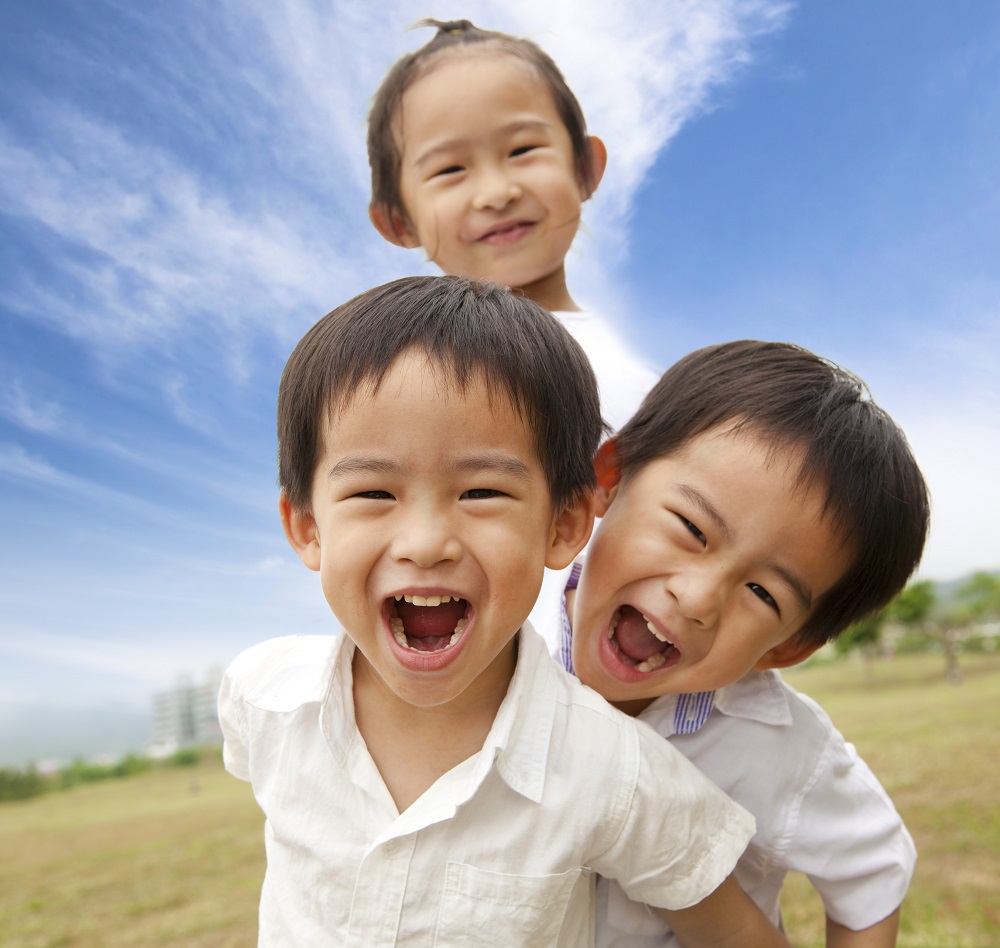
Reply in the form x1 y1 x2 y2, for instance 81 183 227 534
1 1 998 765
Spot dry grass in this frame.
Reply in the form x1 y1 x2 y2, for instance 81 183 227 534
0 650 997 946
0 759 263 946
780 650 1000 947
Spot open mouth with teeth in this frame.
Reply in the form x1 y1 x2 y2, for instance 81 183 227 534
608 605 679 673
389 594 470 653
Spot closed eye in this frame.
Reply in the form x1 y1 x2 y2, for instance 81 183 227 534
747 582 780 614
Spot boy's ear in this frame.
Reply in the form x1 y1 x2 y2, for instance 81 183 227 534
754 634 823 671
593 439 622 516
279 494 322 572
581 135 608 199
369 202 420 249
545 492 597 570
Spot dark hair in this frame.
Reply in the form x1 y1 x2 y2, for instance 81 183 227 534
278 275 602 512
614 340 930 646
367 18 596 231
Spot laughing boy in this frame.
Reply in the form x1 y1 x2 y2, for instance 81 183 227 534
218 277 791 947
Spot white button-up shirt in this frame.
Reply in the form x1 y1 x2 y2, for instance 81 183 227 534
593 670 917 946
219 626 755 947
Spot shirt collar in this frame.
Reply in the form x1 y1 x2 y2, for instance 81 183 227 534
321 624 556 804
640 669 793 736
489 623 557 803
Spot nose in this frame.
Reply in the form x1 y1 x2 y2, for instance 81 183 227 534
667 565 727 628
390 504 463 569
472 165 522 211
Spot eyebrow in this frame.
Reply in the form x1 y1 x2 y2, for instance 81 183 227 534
678 484 733 542
412 119 554 169
327 452 532 481
677 483 813 612
327 456 400 480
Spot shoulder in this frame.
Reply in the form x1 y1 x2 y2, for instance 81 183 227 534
221 634 342 712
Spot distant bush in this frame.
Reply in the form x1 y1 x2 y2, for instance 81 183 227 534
0 745 221 805
113 753 153 778
59 758 119 789
170 748 201 768
0 766 45 801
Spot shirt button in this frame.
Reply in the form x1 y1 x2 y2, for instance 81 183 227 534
383 840 397 855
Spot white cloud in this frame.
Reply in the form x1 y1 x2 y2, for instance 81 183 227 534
0 379 63 434
0 0 792 356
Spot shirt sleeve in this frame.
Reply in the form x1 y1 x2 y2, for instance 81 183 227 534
783 701 917 929
217 650 252 781
593 719 756 911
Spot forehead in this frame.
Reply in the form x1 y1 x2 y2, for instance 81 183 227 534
398 48 559 135
330 349 535 438
631 424 849 547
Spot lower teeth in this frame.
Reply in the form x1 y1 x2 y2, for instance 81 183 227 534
635 652 667 673
392 618 467 651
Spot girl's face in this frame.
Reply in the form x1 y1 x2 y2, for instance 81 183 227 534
385 52 601 312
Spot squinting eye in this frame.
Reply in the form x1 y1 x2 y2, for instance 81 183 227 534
461 488 505 500
434 164 463 177
679 516 706 544
748 583 779 613
353 490 394 500
510 145 537 157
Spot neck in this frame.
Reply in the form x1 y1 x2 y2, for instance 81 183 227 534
611 696 655 717
517 266 578 312
351 639 517 812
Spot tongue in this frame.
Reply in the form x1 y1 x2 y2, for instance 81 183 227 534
614 606 667 662
396 599 467 651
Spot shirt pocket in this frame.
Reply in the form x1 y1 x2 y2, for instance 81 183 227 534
433 862 590 947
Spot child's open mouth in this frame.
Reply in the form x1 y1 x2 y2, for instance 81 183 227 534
389 594 469 653
608 605 678 673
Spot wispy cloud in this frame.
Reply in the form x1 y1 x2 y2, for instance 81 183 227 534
1 0 792 359
0 0 796 725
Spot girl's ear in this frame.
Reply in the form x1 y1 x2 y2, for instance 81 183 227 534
593 439 622 516
581 135 608 199
754 634 823 671
369 202 420 249
279 494 321 571
545 492 596 570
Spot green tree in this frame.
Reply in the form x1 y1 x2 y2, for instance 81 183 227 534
955 572 1000 622
835 610 885 662
886 579 971 683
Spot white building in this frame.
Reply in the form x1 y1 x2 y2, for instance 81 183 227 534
149 669 223 756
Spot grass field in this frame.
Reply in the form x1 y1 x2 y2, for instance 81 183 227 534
1 650 997 946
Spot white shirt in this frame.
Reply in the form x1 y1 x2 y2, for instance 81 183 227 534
529 310 661 651
219 626 755 947
595 670 917 947
551 310 660 434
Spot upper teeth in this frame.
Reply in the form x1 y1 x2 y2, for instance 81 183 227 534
395 594 453 606
643 613 669 643
608 609 674 648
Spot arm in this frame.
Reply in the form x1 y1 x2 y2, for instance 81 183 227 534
827 908 900 948
657 874 791 948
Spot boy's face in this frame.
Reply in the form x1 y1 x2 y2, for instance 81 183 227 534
379 51 599 308
283 349 591 715
571 427 854 711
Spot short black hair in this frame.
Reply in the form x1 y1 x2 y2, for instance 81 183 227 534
278 275 602 513
367 18 597 233
614 340 930 646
